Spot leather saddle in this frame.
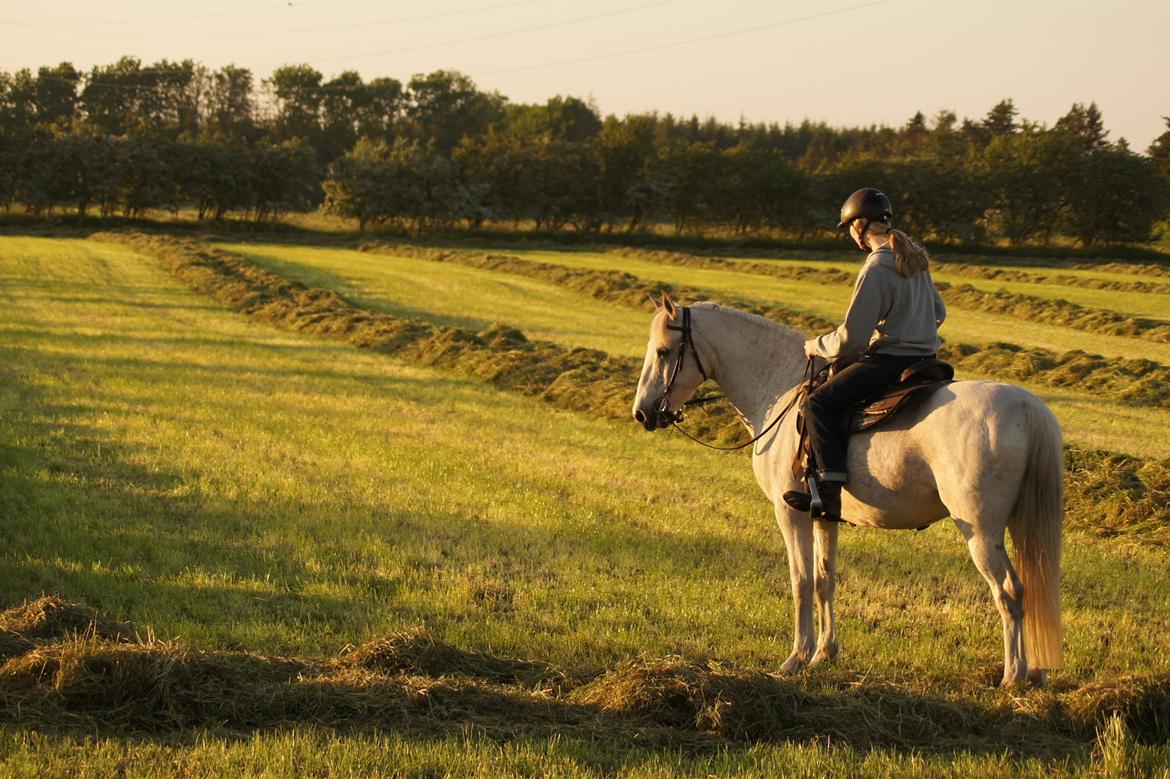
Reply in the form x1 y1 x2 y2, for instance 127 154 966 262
791 358 955 479
848 358 954 433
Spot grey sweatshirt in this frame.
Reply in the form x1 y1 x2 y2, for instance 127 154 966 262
808 246 946 360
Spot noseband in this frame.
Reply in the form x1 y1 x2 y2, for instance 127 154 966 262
653 307 709 425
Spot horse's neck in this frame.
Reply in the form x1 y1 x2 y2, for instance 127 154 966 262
695 307 806 434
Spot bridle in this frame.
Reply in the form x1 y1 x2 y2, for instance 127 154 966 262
651 306 813 452
653 306 709 425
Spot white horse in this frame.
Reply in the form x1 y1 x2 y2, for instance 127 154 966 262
632 295 1063 687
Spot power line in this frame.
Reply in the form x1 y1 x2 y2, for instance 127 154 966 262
0 0 548 38
475 0 895 76
271 0 685 68
0 0 337 27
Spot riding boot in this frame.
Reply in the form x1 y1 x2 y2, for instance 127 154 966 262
782 489 811 512
815 480 844 523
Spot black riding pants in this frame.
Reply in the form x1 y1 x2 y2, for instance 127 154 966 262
804 352 933 481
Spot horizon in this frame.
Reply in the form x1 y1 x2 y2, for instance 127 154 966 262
2 0 1166 150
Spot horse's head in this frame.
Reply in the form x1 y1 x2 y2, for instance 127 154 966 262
632 293 709 431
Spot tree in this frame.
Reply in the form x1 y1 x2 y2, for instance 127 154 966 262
506 95 601 143
320 70 366 160
405 70 505 155
323 137 396 230
979 128 1074 244
654 141 725 234
266 64 323 145
249 140 319 221
983 99 1018 137
206 65 258 142
1054 102 1108 152
1148 117 1170 216
1062 145 1164 245
595 115 657 231
355 76 403 143
34 63 81 128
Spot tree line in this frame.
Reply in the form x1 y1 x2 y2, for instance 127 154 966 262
2 56 1168 245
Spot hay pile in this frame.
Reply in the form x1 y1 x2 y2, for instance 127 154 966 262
1064 448 1170 546
0 597 1167 753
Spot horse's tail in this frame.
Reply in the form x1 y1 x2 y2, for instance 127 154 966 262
1006 400 1064 670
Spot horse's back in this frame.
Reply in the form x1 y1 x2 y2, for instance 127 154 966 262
843 380 1057 529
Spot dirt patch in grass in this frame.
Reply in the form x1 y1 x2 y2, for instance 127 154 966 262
0 597 1164 754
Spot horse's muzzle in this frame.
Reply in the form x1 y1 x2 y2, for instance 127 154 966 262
634 406 657 431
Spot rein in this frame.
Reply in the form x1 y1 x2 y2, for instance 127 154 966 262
654 306 814 452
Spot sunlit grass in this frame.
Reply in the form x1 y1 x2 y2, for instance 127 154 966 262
3 236 1168 774
511 249 1170 364
217 242 652 358
210 241 1170 458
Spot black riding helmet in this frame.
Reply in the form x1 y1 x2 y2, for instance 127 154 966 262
837 187 893 231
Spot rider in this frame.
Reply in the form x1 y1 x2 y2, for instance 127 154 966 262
785 188 946 522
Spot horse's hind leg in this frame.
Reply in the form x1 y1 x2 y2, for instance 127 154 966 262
811 520 839 665
954 517 1027 686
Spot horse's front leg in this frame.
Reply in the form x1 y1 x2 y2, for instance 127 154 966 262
774 501 817 673
811 520 839 665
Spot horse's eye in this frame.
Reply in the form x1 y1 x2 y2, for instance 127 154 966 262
656 347 669 359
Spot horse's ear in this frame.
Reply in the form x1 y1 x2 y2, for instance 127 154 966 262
660 293 678 319
650 294 663 310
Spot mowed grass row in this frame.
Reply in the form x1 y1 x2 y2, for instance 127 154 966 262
508 248 1170 361
1 236 1169 773
217 241 1170 460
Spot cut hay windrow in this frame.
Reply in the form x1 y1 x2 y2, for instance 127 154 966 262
103 232 1170 546
360 243 1170 411
1071 261 1170 279
937 284 1170 342
930 261 1170 296
0 597 1166 751
604 246 1170 343
94 232 643 425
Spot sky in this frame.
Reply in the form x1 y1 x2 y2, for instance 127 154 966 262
2 0 1167 150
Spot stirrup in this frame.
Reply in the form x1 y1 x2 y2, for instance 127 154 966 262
782 475 824 515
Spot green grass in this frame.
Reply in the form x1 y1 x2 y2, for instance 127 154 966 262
3 236 1170 774
217 242 652 359
211 241 1170 459
508 249 1170 364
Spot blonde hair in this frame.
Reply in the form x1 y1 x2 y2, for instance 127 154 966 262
881 227 930 277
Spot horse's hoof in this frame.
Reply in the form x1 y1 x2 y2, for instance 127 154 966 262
779 653 810 674
810 647 838 667
1027 669 1049 688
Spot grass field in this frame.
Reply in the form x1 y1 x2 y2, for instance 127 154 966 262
1 234 1169 775
218 241 1170 459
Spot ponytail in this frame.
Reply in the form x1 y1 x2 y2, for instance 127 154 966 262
888 228 930 277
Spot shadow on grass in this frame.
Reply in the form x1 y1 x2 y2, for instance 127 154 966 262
1 598 1166 766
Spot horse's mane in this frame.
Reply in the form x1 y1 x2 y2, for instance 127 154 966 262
690 301 806 342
